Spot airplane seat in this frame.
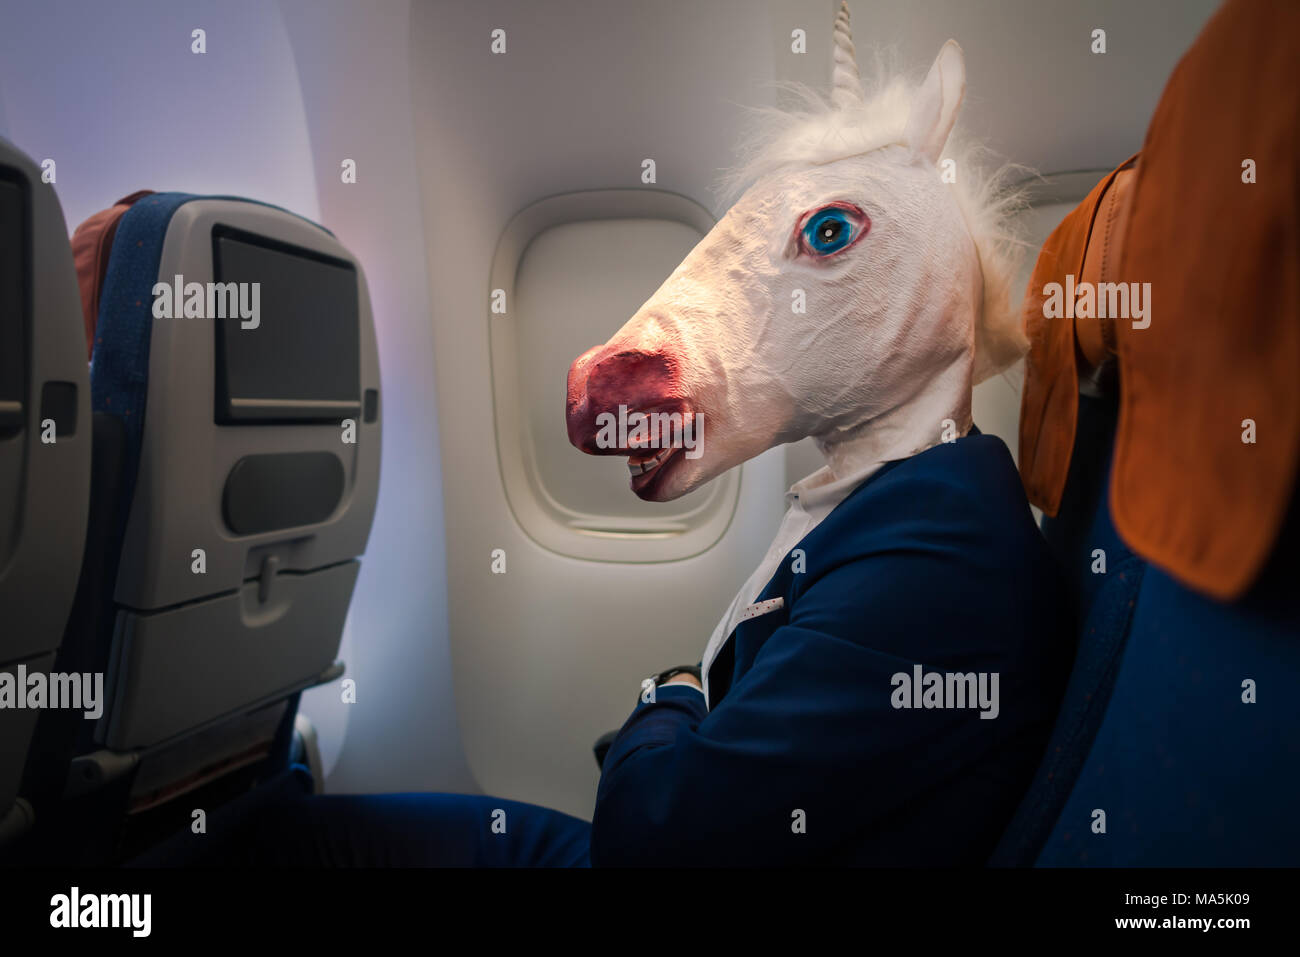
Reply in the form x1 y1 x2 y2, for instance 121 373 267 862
994 0 1300 862
1002 395 1300 865
19 191 381 863
0 139 93 851
988 398 1145 864
987 164 1144 865
997 392 1300 865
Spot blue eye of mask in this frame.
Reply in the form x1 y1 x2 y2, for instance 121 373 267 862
802 206 861 255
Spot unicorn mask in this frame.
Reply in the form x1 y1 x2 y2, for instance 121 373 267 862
566 2 1024 501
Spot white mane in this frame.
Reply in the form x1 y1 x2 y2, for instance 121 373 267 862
718 58 1030 383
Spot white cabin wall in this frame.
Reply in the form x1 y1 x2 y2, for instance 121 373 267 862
278 0 479 794
0 0 319 228
410 0 837 817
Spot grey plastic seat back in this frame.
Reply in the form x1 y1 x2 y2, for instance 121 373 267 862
82 194 380 775
0 138 92 843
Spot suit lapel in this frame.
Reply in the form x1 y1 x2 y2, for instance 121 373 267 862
706 594 790 709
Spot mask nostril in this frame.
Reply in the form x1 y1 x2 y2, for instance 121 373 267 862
565 344 688 455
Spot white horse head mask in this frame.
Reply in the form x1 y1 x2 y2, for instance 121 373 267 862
567 2 1024 501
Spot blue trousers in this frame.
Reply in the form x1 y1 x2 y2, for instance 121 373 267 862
134 780 592 868
236 793 593 867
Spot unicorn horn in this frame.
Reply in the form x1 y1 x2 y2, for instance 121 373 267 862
830 0 865 109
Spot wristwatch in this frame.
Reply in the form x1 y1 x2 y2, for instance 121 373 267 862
650 664 702 687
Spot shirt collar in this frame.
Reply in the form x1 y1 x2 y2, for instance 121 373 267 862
785 457 887 512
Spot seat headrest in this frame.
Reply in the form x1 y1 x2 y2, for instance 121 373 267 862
1018 157 1137 519
70 190 153 360
1109 0 1300 601
1020 0 1300 601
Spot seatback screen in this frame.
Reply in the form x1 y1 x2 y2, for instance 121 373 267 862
0 174 27 436
212 225 360 424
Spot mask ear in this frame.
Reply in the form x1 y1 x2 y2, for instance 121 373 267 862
905 40 966 165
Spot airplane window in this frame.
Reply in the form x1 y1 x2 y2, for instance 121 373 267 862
517 218 713 519
489 191 741 562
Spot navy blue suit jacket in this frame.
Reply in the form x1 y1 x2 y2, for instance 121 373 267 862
592 431 1073 866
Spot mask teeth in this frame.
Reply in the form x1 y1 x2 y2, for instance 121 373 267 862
628 446 673 475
